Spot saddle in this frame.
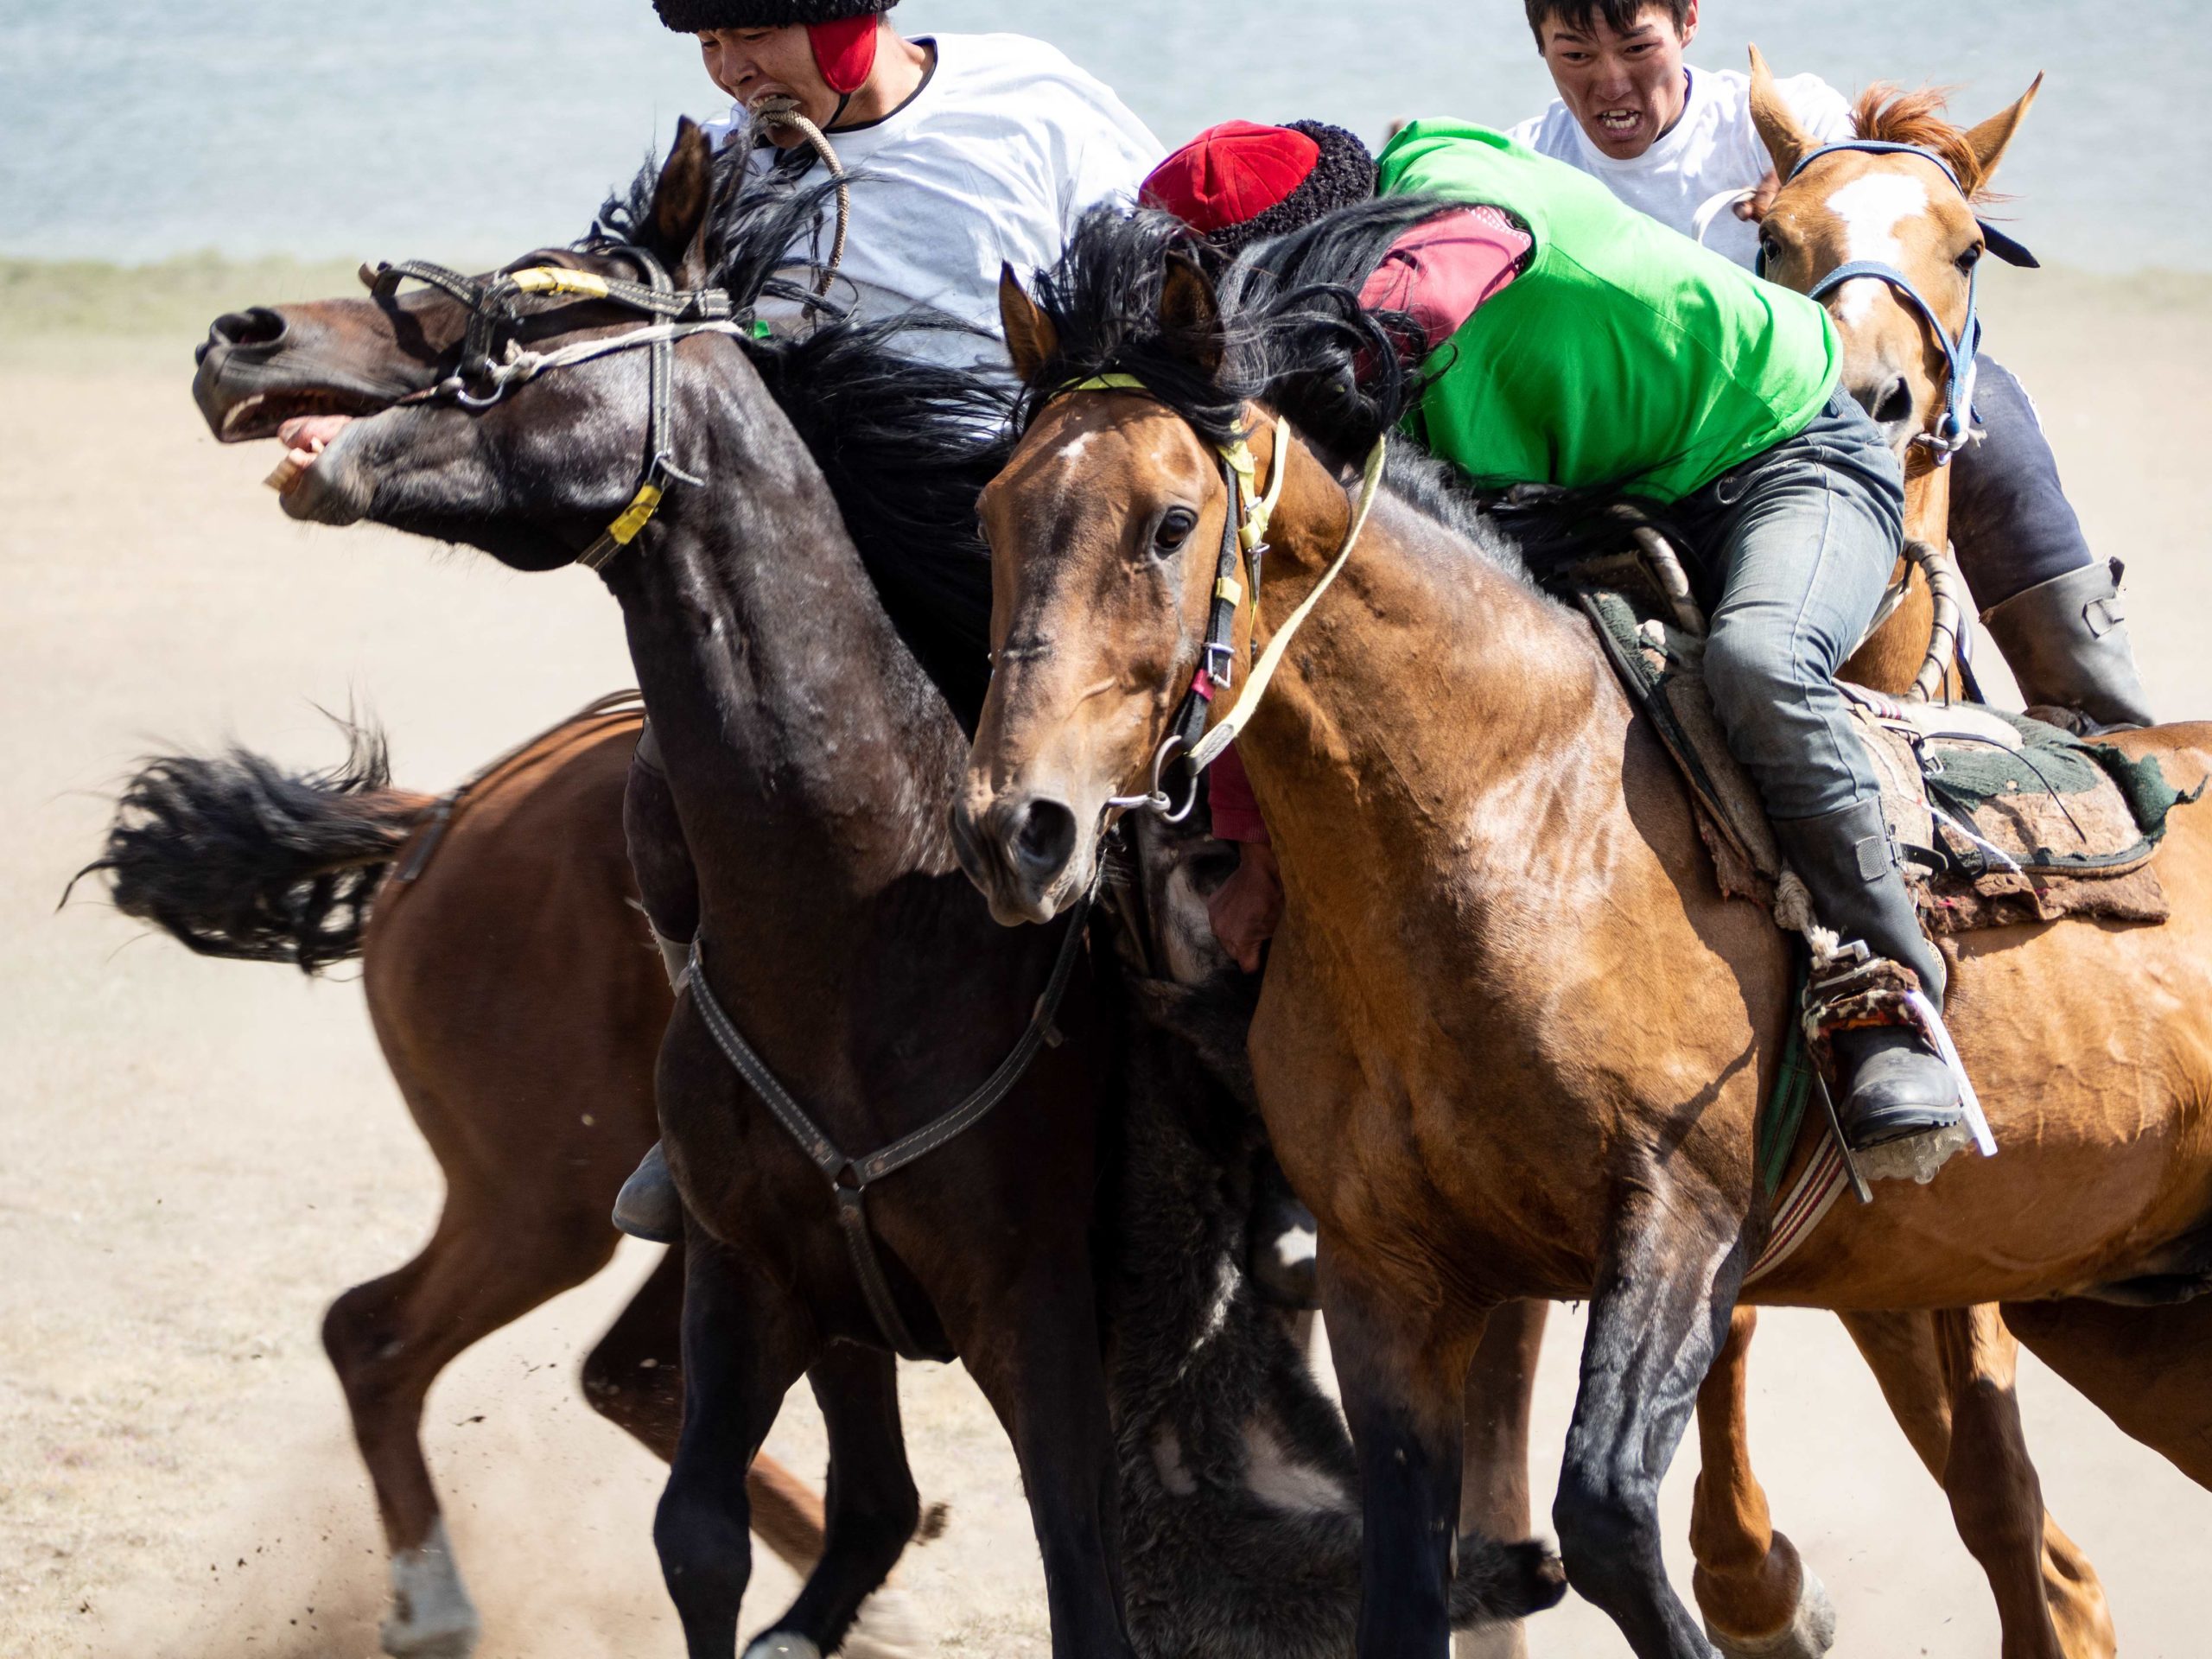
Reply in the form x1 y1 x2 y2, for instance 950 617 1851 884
1571 558 2195 937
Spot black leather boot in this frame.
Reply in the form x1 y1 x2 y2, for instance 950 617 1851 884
1773 800 1964 1151
1982 559 2156 733
612 1141 683 1244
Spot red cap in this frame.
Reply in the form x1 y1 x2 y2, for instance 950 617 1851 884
809 17 879 94
1142 121 1322 236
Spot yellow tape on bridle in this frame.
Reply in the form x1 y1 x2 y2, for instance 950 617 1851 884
509 267 614 301
1186 434 1388 773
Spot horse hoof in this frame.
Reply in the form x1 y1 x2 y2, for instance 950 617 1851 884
381 1521 480 1659
1705 1563 1837 1659
742 1637 823 1659
842 1585 931 1659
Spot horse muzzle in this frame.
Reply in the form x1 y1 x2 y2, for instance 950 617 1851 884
949 786 1090 928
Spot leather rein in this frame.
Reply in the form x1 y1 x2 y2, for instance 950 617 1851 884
1764 139 2039 463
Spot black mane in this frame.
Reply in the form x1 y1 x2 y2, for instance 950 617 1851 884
592 144 1011 728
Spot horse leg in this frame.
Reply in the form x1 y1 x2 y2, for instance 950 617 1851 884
2003 1294 2212 1487
1320 1245 1478 1659
1686 1308 1835 1659
959 1264 1135 1659
1456 1300 1548 1659
1841 1310 2115 1659
747 1343 927 1659
1927 1306 2070 1659
323 1198 614 1659
655 1232 813 1659
1553 1203 1744 1659
582 1218 843 1598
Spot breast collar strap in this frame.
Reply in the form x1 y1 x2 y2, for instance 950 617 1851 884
1057 376 1289 820
1766 139 2039 464
365 246 739 569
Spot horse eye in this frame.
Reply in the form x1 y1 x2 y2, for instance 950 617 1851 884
1957 244 1985 272
1154 506 1198 552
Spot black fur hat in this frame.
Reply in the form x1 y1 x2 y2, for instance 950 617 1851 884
653 0 895 30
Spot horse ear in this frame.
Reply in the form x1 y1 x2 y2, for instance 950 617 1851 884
1961 73 2042 192
647 118 715 280
1160 253 1224 378
1746 44 1816 181
1000 264 1059 385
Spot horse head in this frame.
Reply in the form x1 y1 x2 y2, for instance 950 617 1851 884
1750 45 2040 456
189 122 753 571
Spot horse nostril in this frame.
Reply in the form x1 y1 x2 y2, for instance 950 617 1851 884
1872 375 1914 429
1010 798 1079 881
200 307 288 363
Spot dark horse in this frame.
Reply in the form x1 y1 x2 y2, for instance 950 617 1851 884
180 124 1560 1659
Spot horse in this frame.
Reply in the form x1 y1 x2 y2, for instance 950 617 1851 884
82 696 930 1659
1750 48 2039 701
178 124 1561 1659
952 206 2212 1659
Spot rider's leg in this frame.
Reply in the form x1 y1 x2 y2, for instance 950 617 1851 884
1952 354 2155 730
1688 386 1964 1149
614 719 696 1245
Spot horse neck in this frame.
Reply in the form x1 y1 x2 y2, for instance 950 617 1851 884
1236 436 1630 957
606 365 968 936
1904 448 1953 546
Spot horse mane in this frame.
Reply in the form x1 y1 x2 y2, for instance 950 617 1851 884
1016 200 1447 467
591 147 1008 728
1851 83 1999 201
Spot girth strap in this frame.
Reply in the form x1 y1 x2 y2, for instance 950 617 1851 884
682 885 1096 1360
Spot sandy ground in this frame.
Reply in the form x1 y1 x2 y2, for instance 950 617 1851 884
4 264 2212 1659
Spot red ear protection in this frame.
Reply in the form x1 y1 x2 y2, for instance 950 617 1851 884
809 18 880 94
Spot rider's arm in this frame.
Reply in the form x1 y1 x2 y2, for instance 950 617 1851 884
1357 206 1535 352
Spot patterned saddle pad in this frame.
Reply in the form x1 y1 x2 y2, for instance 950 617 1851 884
1573 569 2197 934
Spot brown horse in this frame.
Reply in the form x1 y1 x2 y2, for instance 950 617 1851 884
1751 48 2040 699
954 213 2212 1659
86 697 920 1659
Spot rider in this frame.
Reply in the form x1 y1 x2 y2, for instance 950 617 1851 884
1508 0 2157 732
615 0 1162 1241
1148 117 1967 1154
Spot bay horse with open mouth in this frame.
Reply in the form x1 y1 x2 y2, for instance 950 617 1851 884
954 204 2212 1659
179 124 1562 1658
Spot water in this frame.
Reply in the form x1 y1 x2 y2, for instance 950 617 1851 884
2 0 2203 272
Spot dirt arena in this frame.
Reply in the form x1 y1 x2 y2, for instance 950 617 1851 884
4 260 2210 1657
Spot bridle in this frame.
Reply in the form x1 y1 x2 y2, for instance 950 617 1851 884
362 246 760 570
1039 376 1387 824
1762 139 2039 463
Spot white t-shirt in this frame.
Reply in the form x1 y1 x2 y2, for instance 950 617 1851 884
1508 66 1853 270
703 33 1162 372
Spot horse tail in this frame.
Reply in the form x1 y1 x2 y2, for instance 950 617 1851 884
78 719 435 974
1449 1530 1570 1628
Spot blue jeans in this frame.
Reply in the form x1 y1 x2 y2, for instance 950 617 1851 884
1950 353 2094 608
1675 386 1907 823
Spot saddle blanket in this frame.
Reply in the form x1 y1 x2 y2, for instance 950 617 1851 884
1573 569 2197 934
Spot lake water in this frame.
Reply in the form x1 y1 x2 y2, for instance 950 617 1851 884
2 0 2202 272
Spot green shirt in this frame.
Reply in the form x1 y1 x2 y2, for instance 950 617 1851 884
1375 119 1842 504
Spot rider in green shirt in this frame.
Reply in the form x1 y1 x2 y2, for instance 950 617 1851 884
1156 116 1966 1153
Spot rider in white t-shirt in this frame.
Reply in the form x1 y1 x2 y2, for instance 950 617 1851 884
1510 0 2156 734
685 4 1161 373
616 0 1160 1243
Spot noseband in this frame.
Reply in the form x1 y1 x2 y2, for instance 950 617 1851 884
1765 139 2038 463
362 246 753 570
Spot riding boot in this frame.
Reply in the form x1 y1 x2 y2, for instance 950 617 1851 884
612 1141 683 1244
1772 799 1964 1151
1981 559 2156 734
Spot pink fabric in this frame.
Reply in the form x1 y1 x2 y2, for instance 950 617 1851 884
1356 206 1532 355
1208 744 1269 845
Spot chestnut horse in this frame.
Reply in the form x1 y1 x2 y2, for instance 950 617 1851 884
956 213 2212 1659
177 128 1560 1659
87 697 919 1659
